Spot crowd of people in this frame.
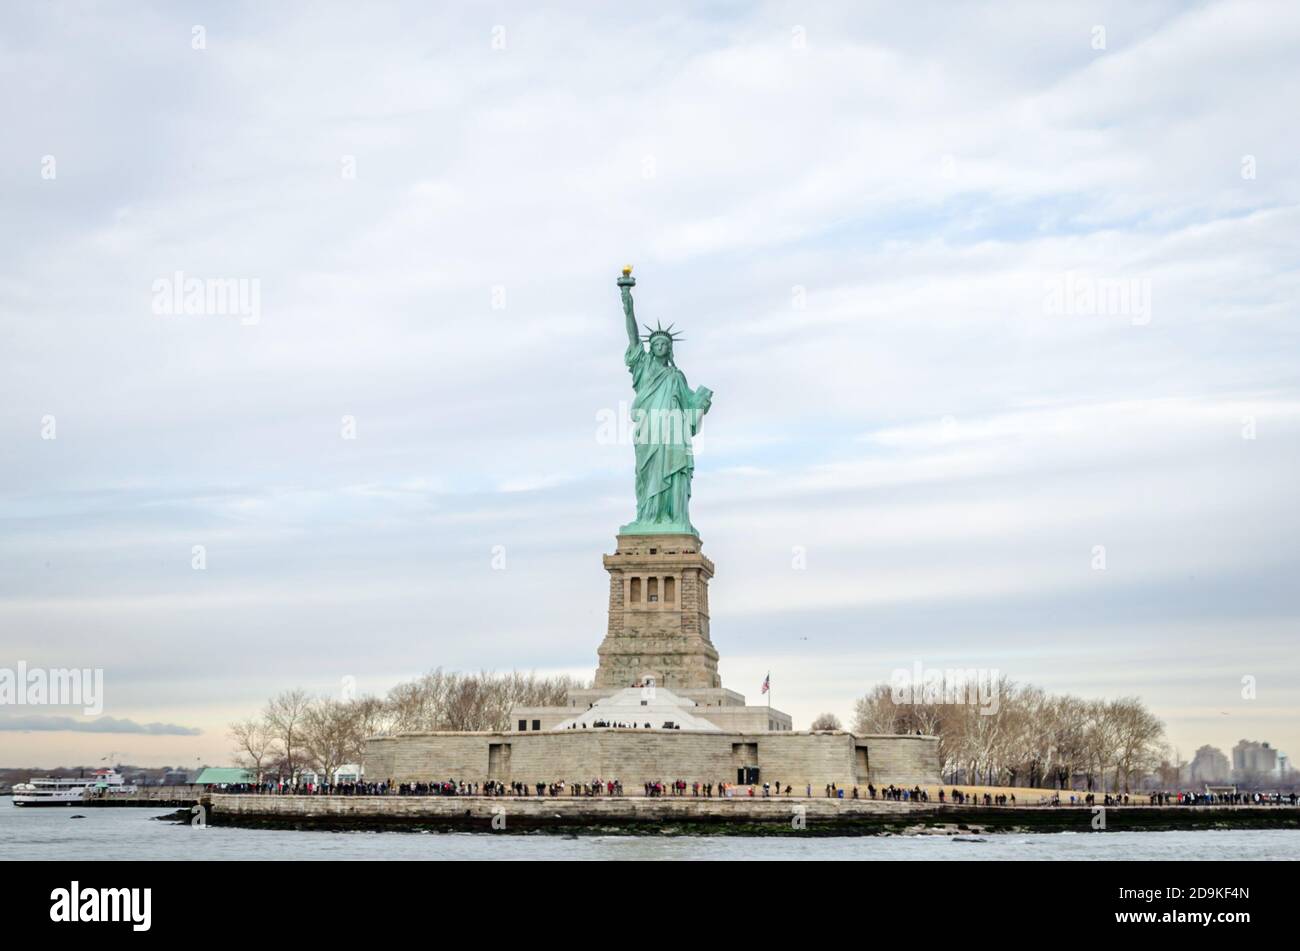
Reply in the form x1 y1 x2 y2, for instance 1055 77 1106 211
1150 790 1297 806
932 789 1300 807
206 778 1299 806
872 784 931 802
937 788 1012 805
563 721 683 730
644 780 798 797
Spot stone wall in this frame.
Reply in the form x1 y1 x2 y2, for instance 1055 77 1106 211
365 729 938 790
210 792 922 822
855 735 941 786
696 706 793 732
206 793 1300 836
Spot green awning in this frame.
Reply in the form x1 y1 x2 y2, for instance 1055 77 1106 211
193 767 253 785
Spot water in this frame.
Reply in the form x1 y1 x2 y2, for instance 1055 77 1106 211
3 805 1297 860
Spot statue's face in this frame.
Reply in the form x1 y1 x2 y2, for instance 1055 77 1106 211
651 336 671 358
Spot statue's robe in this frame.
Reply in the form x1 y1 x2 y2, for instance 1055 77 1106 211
626 341 709 527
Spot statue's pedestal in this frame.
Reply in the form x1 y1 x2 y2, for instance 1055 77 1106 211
594 533 720 690
510 531 793 732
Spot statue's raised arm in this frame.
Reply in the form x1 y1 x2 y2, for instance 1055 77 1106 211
617 266 639 349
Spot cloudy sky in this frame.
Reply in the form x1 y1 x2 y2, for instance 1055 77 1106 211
2 0 1297 770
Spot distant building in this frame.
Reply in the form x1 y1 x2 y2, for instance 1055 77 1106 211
1188 745 1230 784
296 764 362 786
1232 739 1278 775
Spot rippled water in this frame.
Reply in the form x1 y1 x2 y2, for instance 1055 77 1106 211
3 804 1297 860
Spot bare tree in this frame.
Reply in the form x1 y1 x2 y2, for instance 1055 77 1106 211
301 698 359 785
1013 685 1050 788
851 679 1166 791
349 694 395 745
264 688 313 779
385 668 585 733
961 676 1013 785
1111 697 1165 793
1048 695 1089 790
245 670 587 779
1084 699 1122 792
810 712 842 731
228 717 273 780
853 684 909 734
387 669 451 733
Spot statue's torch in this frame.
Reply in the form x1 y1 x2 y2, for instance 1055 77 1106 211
617 264 636 288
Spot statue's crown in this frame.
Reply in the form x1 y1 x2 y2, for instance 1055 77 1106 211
641 321 683 344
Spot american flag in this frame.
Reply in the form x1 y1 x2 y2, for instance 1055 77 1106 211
761 673 770 694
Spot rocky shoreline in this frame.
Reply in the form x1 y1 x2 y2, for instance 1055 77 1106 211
158 795 1300 837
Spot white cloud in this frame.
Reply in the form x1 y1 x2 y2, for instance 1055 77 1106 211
1 0 1297 766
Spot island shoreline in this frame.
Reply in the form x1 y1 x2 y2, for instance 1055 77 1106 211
157 795 1300 837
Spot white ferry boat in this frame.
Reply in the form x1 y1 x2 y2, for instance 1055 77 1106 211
11 768 137 806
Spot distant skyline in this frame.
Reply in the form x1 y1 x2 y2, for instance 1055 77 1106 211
2 1 1298 769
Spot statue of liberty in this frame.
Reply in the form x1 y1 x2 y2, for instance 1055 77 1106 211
617 267 712 536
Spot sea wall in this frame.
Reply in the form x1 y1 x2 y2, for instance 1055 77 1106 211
208 792 924 833
204 794 1300 836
